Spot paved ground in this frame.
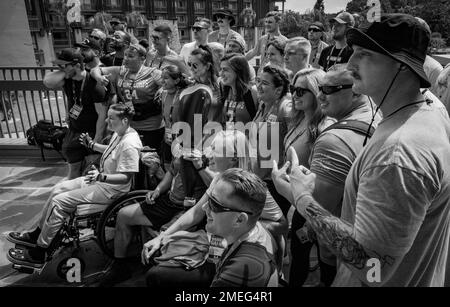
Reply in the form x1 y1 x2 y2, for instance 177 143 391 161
0 157 319 287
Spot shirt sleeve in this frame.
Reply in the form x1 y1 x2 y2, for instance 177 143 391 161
116 147 140 173
354 164 439 257
310 133 355 186
318 47 329 69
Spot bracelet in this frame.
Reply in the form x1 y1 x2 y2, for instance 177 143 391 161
96 173 107 183
294 192 313 215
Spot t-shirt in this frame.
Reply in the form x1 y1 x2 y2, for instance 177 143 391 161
101 52 124 67
209 29 244 49
210 222 278 287
436 64 450 114
221 86 257 127
145 48 178 70
318 45 353 71
117 66 164 131
253 34 288 75
98 127 142 197
251 99 292 180
167 158 206 205
63 74 109 133
333 102 450 287
310 40 329 69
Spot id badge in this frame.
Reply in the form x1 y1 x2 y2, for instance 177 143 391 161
165 127 173 144
267 114 278 123
69 104 83 120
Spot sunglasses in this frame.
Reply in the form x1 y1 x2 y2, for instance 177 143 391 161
193 27 205 32
308 28 321 33
89 35 101 40
290 85 312 97
207 192 254 215
187 62 199 69
319 84 353 95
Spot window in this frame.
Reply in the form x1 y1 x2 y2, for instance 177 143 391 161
194 0 205 10
157 15 167 20
228 0 237 11
105 0 122 9
25 0 37 15
155 0 167 9
81 0 94 10
175 1 187 9
212 1 223 10
244 1 252 9
131 0 145 10
177 15 187 24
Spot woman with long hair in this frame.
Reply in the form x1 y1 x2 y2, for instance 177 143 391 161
177 45 217 200
218 53 258 128
143 129 287 287
252 65 292 217
157 65 191 168
281 68 335 288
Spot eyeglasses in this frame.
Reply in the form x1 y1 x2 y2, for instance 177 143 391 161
89 35 101 40
207 192 254 215
193 27 205 32
319 84 353 95
187 62 199 70
308 28 321 33
151 35 161 42
290 85 312 97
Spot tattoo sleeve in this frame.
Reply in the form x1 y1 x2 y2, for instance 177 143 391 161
296 195 395 271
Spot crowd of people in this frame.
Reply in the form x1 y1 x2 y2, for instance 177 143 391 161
5 8 450 287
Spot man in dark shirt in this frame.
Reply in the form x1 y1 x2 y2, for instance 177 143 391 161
101 31 131 67
44 46 111 179
318 12 354 71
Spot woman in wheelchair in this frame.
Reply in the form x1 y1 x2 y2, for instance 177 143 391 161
6 104 142 268
140 130 288 287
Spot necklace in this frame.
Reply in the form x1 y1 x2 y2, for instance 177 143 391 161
326 45 346 71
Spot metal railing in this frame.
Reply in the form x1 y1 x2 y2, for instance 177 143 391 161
0 67 67 139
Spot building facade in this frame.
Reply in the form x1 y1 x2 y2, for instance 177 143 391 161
20 0 284 66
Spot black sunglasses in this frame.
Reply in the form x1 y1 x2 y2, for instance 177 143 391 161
290 85 312 97
193 27 204 32
89 35 101 40
187 62 199 69
207 192 253 215
308 28 321 33
319 84 353 95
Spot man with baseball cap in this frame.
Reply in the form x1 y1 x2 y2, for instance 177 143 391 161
110 18 126 33
318 12 354 71
43 46 113 179
273 14 450 286
179 18 212 64
308 21 328 69
209 8 244 50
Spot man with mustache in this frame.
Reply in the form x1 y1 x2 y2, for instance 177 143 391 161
101 31 132 67
273 14 450 287
209 8 244 50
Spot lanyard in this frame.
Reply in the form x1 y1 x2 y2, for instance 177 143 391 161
120 66 144 104
283 117 307 151
71 75 87 106
326 45 346 71
150 55 164 69
167 90 179 127
385 100 425 119
100 132 127 172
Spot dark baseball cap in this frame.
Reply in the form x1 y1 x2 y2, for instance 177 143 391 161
213 8 236 26
331 12 355 27
74 38 102 52
346 14 431 88
52 48 84 65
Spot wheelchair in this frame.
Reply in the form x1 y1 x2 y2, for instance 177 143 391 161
7 148 162 282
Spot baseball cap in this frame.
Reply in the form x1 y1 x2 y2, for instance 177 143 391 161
109 18 122 25
331 12 355 27
228 34 246 51
52 48 84 65
74 38 102 52
309 22 325 32
346 13 431 88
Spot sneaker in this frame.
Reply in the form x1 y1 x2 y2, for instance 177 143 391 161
98 261 132 287
7 247 46 268
6 231 38 248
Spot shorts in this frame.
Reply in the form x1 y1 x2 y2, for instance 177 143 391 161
140 193 184 229
62 129 91 164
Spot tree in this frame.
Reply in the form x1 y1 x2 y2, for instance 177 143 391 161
279 10 310 38
313 0 326 23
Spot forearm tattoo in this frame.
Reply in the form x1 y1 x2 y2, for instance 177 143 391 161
298 195 395 270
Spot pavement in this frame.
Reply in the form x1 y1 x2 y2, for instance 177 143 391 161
0 156 320 287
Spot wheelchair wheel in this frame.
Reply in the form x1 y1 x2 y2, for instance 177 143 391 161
96 191 149 259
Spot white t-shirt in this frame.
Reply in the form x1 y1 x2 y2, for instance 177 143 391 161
98 127 142 197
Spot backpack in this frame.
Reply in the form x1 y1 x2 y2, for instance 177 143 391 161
26 120 68 161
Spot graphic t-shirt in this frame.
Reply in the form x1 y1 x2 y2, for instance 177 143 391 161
318 45 353 71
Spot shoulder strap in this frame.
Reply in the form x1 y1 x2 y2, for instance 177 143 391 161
321 119 375 138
